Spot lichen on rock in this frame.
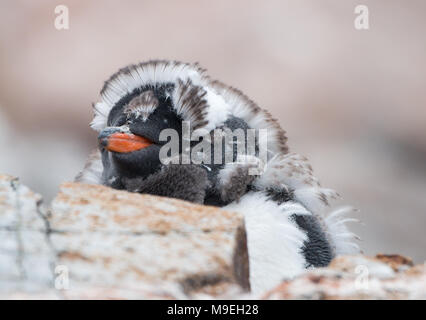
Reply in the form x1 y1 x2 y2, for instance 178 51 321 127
263 254 426 299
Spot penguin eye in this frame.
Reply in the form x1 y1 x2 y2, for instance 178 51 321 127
112 113 127 127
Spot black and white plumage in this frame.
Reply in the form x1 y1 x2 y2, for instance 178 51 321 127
76 60 360 293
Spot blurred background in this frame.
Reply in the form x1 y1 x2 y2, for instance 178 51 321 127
0 0 425 262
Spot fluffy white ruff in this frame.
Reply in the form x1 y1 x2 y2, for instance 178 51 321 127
74 150 103 184
250 152 360 256
203 87 230 132
101 61 208 109
253 153 340 214
324 206 361 255
91 101 111 132
224 192 310 294
91 61 229 132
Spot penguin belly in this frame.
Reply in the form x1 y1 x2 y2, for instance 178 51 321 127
224 192 312 293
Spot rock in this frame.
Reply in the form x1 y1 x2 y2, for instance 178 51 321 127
263 254 426 299
0 174 54 294
0 176 249 299
49 182 249 297
1 174 424 299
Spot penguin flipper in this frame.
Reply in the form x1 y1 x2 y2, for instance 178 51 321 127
212 155 264 204
122 164 209 204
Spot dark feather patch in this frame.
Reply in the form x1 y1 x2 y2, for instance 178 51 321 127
122 164 209 204
173 79 209 130
265 187 334 268
124 90 159 120
291 214 334 268
265 187 294 204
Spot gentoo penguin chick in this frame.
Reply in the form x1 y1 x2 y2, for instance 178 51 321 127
76 60 360 293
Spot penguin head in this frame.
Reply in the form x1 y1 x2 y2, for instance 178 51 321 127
97 84 183 187
89 60 288 190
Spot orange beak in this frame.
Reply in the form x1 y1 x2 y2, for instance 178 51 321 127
104 132 153 153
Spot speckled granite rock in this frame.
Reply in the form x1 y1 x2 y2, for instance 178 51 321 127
0 176 248 299
49 182 249 296
1 175 424 300
0 175 54 294
263 254 426 299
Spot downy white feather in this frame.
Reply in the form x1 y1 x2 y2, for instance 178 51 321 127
224 192 310 293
